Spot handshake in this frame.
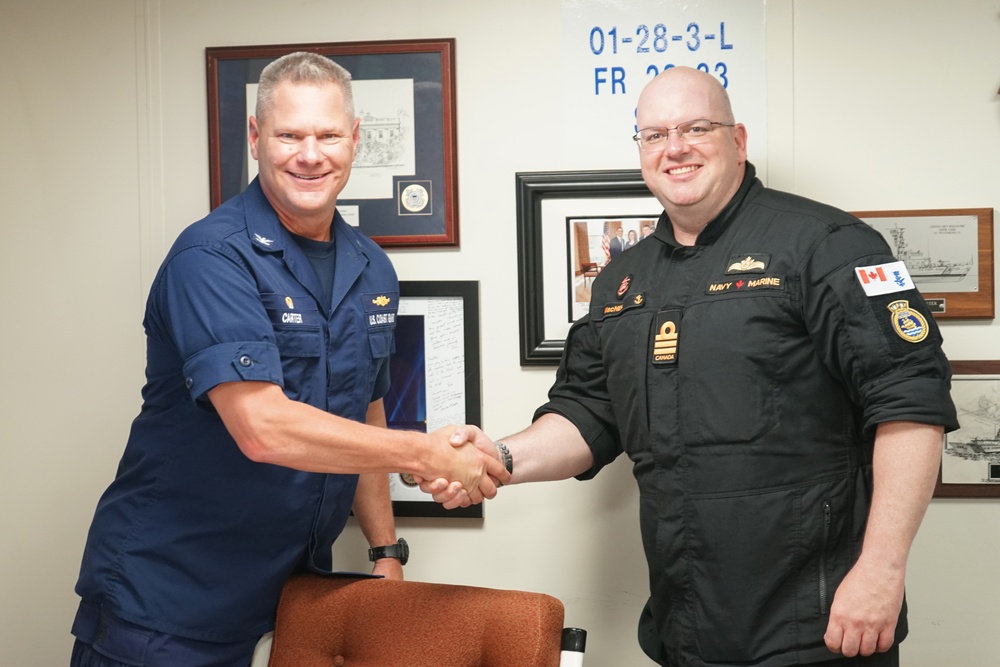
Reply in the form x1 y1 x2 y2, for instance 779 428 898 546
411 413 588 507
416 425 507 508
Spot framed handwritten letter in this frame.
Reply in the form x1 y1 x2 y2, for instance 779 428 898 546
383 281 483 518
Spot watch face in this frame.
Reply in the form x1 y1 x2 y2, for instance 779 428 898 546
396 538 409 565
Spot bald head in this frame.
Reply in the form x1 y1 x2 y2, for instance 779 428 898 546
636 67 735 129
633 67 747 241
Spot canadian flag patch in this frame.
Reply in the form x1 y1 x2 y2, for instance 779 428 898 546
855 261 914 296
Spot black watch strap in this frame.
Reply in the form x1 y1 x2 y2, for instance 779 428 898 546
368 537 408 566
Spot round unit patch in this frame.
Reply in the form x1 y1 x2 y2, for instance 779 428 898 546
887 299 929 343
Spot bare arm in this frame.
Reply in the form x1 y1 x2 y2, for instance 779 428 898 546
495 413 595 484
352 399 402 580
824 420 943 657
208 380 508 501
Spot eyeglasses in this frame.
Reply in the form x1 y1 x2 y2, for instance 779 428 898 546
632 119 734 151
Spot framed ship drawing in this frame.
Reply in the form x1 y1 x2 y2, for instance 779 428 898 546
853 208 994 319
935 360 1000 498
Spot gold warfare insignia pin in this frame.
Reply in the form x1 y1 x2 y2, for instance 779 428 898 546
285 296 295 309
887 300 929 343
372 295 391 307
725 253 770 274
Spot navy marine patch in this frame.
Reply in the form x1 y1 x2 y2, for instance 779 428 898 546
706 275 785 295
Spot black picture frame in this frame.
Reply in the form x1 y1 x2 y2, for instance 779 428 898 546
515 169 657 366
384 280 482 518
934 360 1000 498
207 39 458 247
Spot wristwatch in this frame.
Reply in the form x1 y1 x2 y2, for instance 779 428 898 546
368 537 409 566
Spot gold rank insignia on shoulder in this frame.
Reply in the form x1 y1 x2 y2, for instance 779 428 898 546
725 253 770 274
372 295 391 307
887 300 929 343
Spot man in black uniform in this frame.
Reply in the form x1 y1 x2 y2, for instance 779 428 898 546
427 67 958 666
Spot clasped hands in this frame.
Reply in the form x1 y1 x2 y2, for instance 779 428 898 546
418 425 503 508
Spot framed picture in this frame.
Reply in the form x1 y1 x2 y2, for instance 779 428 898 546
206 39 459 247
852 208 994 319
383 280 483 517
515 169 659 366
935 360 1000 498
566 215 659 322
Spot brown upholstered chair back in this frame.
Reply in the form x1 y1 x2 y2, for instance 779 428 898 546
266 574 566 667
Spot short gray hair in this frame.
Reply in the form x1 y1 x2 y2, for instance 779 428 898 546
255 51 355 123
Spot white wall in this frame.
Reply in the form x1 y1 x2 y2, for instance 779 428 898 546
0 2 147 666
1 0 998 665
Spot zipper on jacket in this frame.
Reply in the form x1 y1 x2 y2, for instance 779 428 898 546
819 500 832 614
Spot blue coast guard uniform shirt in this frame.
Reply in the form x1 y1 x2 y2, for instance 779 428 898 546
74 178 399 650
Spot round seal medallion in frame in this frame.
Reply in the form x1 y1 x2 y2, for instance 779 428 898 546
400 183 429 213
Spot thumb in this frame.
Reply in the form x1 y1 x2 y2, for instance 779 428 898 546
448 426 469 446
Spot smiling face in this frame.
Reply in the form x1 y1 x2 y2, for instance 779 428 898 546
635 67 747 236
248 80 359 239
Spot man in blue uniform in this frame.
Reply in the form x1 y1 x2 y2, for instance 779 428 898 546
71 52 506 667
428 67 957 666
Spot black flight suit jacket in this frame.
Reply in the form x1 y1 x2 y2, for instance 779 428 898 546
536 163 958 666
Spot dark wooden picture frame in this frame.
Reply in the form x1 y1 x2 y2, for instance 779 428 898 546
852 208 994 319
207 39 459 247
934 360 1000 498
515 169 657 366
383 280 482 518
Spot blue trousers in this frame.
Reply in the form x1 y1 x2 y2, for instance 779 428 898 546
70 600 258 667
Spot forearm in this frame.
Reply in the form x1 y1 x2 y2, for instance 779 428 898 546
352 401 398 547
858 420 943 570
209 381 436 477
823 420 943 655
353 472 396 543
501 413 595 484
352 400 404 579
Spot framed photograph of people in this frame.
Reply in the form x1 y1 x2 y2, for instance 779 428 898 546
207 39 459 247
852 208 994 319
934 360 1000 498
566 215 659 322
382 280 483 517
515 169 659 366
